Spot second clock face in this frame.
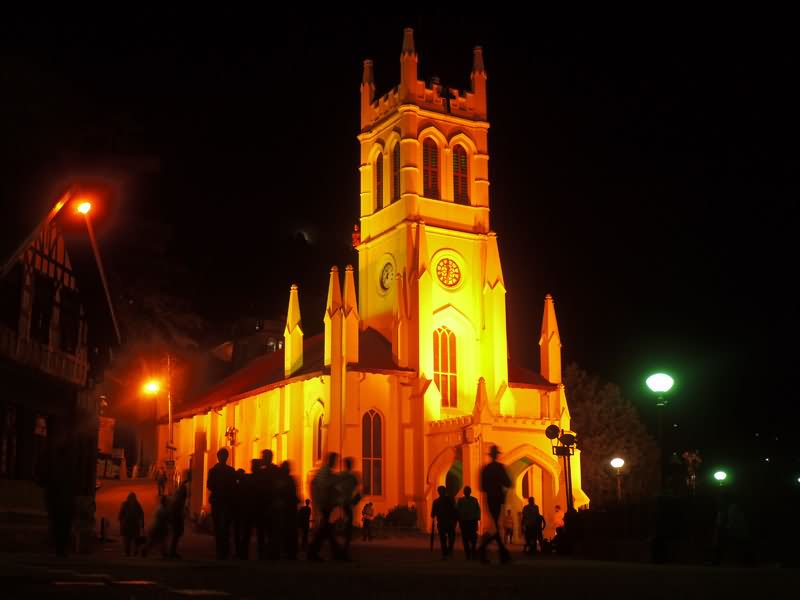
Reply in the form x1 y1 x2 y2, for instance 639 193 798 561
380 262 394 290
436 258 461 287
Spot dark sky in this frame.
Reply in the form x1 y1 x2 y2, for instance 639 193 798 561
1 15 796 465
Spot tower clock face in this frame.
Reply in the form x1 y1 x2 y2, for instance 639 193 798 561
380 262 394 290
436 258 461 287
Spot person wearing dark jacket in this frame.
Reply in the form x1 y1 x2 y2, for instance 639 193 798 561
297 499 312 551
457 486 481 559
168 475 189 558
119 492 145 557
477 445 512 564
431 486 458 558
207 448 237 559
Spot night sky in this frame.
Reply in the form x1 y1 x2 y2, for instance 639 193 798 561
1 16 795 467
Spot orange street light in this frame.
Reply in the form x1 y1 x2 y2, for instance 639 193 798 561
76 200 92 214
143 380 161 395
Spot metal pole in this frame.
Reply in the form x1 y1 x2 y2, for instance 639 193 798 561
82 214 121 345
616 469 622 503
167 353 173 446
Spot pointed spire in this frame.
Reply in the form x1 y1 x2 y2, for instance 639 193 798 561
540 294 560 341
485 232 505 289
539 294 562 384
472 46 485 74
343 265 359 318
362 59 374 85
326 266 342 316
399 28 419 103
414 222 429 278
402 27 416 55
472 377 493 424
470 45 487 119
284 284 304 377
285 284 302 334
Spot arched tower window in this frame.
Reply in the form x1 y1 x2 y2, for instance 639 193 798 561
453 145 469 204
375 152 384 208
315 414 324 464
392 144 401 202
433 326 457 408
362 410 382 495
423 138 440 199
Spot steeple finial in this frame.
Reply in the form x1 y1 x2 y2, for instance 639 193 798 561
325 266 342 316
284 284 304 377
539 294 562 384
343 265 359 318
472 46 485 74
402 27 416 55
286 284 302 334
362 59 374 85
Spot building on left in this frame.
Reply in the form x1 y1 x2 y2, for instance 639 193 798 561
0 187 118 528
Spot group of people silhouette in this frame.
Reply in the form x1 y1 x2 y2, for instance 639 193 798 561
119 444 572 563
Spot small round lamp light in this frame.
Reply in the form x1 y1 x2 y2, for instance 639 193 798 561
610 457 625 469
713 470 727 482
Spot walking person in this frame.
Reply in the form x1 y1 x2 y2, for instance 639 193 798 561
237 459 260 559
118 492 145 557
362 502 375 541
257 449 281 559
503 509 514 545
156 468 167 497
307 452 343 561
298 499 312 551
476 445 512 564
457 486 480 559
337 457 361 559
207 448 237 559
273 460 300 560
141 495 170 558
168 474 190 558
431 486 458 559
522 496 544 555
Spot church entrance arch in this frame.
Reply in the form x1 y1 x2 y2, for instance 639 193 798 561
501 445 559 542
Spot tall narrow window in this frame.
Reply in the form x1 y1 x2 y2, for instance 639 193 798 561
392 144 401 202
375 152 384 208
362 410 382 495
315 414 324 463
453 145 469 204
59 287 80 354
433 326 458 408
30 273 54 345
423 138 440 199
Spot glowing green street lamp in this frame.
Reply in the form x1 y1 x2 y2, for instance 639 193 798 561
646 373 674 406
713 470 727 485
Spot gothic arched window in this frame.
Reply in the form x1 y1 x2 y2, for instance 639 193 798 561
375 152 384 208
392 144 401 202
453 145 469 204
423 138 440 199
433 326 457 408
315 414 324 464
362 410 382 495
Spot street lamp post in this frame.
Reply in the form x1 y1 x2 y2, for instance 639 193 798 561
143 355 174 482
646 373 674 491
546 425 577 512
610 457 625 503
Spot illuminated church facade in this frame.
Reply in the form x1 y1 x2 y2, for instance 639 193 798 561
163 29 588 534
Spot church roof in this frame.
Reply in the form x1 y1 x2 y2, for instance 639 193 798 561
174 327 411 420
351 327 414 374
508 365 558 390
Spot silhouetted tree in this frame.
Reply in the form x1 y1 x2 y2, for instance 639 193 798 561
565 363 659 507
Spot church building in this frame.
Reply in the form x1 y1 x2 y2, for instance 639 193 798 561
164 29 589 535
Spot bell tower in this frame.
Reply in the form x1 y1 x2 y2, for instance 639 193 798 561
356 29 509 415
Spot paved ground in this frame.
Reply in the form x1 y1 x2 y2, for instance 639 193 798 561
0 479 796 599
